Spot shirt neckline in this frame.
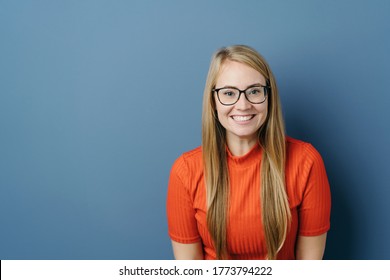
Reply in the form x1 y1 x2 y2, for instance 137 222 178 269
226 143 262 167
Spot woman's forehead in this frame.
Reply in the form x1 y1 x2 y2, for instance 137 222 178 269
216 60 266 88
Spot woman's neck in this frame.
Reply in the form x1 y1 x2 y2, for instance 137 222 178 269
226 135 258 156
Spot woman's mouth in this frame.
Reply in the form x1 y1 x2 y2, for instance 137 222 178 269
231 114 255 122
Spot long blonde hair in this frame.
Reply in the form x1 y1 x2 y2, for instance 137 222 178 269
202 45 291 260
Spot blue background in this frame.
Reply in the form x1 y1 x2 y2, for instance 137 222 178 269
1 0 389 259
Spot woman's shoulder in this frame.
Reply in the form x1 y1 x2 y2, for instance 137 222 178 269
171 146 203 174
182 146 203 160
286 136 324 164
177 146 203 165
286 136 312 147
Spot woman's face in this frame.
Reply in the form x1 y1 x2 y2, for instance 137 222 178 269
214 60 268 145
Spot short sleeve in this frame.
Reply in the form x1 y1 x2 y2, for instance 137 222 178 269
298 145 331 236
166 155 201 243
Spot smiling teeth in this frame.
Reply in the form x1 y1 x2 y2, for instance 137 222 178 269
232 115 252 121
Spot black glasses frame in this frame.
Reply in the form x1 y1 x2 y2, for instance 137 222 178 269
212 83 271 106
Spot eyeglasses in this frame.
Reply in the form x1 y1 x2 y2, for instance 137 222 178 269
213 84 270 106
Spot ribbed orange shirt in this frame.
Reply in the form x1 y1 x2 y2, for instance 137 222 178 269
166 137 331 259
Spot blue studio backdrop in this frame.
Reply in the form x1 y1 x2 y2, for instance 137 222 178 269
1 0 389 259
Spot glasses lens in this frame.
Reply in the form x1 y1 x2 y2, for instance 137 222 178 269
245 87 266 103
218 88 239 105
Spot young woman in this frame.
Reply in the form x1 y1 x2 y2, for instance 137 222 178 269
166 45 331 260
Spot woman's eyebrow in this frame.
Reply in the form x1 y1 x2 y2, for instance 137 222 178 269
219 83 264 89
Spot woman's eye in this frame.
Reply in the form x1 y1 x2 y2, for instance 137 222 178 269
248 88 260 95
223 90 235 97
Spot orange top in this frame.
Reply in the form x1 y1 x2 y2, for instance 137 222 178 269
166 137 331 259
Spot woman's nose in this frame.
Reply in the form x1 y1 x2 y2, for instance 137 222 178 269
235 93 252 109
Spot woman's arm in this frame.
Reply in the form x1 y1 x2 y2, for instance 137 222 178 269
171 240 204 260
295 233 327 260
